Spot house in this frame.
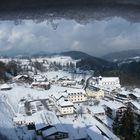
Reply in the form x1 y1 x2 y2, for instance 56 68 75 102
129 101 140 116
103 101 126 119
31 81 50 90
86 125 110 140
86 86 104 99
129 92 140 101
0 83 12 90
87 106 105 116
34 75 47 82
42 125 68 140
13 114 35 126
86 121 120 140
114 91 130 103
61 80 76 87
51 93 74 115
90 76 121 92
67 89 86 103
57 76 76 87
57 97 74 115
13 74 32 83
14 111 69 139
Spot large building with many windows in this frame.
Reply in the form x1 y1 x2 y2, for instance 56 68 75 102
67 89 86 103
86 86 104 99
90 76 121 92
57 97 74 115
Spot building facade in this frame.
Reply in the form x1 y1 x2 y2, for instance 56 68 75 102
90 76 121 92
67 89 86 103
86 86 104 99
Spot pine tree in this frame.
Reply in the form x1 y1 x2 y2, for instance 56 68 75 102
113 105 135 140
119 105 134 140
113 114 121 136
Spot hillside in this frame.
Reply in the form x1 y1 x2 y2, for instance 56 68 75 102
60 51 116 70
100 61 140 87
102 49 140 62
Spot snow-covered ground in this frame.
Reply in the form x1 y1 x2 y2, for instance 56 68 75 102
59 114 119 140
0 95 35 140
0 69 139 140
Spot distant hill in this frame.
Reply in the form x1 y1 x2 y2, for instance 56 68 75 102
102 49 140 62
59 51 115 70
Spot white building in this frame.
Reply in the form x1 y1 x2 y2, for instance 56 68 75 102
57 97 74 115
129 92 140 101
86 125 110 140
67 89 86 103
34 75 47 82
13 110 69 139
90 76 121 92
115 90 130 103
57 76 76 87
103 101 126 119
86 86 104 99
87 106 105 116
31 81 50 90
130 101 140 116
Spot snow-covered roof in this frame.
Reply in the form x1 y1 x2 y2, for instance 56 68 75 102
42 127 57 137
67 88 86 94
13 115 35 124
42 124 68 138
87 125 109 140
87 106 105 115
134 88 140 93
131 101 140 110
14 75 28 80
118 91 130 96
130 92 140 98
100 77 120 82
0 84 12 90
92 77 120 82
61 80 76 84
31 81 50 85
58 76 70 80
60 114 119 140
104 101 126 110
14 110 64 131
57 97 73 107
34 75 47 82
52 92 68 100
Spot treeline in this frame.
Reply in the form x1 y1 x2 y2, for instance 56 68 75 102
99 61 140 87
77 56 140 86
113 105 140 140
77 57 115 71
0 61 20 82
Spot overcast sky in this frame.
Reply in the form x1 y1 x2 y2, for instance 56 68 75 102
0 17 140 57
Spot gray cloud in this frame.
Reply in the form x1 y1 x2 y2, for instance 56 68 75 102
0 17 140 57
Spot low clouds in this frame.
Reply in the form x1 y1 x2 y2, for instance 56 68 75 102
0 17 140 56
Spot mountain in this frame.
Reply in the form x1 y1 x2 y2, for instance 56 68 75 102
59 51 116 70
102 49 140 62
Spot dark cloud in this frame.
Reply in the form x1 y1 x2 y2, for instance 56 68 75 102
0 17 140 57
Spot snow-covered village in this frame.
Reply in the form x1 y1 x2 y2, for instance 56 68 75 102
0 54 140 140
1 1 140 140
